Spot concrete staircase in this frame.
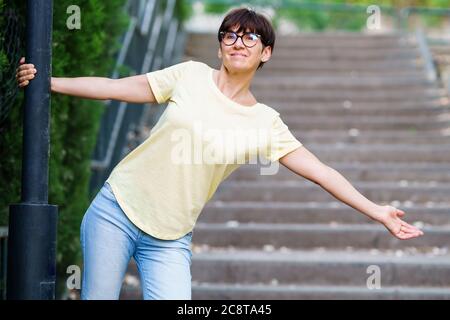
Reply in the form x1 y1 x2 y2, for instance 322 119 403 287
120 32 450 300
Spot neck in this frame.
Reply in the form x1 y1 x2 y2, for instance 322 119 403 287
214 65 257 106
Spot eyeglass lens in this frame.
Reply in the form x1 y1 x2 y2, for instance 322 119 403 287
222 32 259 47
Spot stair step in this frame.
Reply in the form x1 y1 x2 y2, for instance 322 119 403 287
252 76 434 89
191 283 450 300
282 115 450 131
245 144 450 163
214 180 450 203
119 281 450 300
286 123 445 131
274 104 450 117
231 162 450 182
255 89 443 103
284 123 448 131
287 144 450 162
190 248 450 287
256 70 428 77
275 100 449 110
288 123 446 131
200 201 450 225
253 90 445 103
255 60 423 71
192 223 450 250
289 131 450 145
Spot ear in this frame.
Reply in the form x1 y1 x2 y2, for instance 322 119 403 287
261 45 272 63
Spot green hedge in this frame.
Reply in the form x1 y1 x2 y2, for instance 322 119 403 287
0 0 129 298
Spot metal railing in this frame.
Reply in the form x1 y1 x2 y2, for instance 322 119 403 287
399 6 450 97
89 0 187 194
416 27 438 83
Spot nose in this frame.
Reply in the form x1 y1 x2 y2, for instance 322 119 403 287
233 36 245 48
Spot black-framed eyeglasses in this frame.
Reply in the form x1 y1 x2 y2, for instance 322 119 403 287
219 31 262 48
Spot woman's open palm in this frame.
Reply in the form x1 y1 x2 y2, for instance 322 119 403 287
378 205 424 240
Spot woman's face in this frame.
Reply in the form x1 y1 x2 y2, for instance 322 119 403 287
218 24 271 73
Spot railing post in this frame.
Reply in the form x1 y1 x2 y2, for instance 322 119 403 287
416 27 438 83
6 0 58 300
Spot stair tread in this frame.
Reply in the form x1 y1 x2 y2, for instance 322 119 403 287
192 248 450 264
192 282 450 294
221 180 450 187
205 200 450 209
243 162 450 169
194 222 450 232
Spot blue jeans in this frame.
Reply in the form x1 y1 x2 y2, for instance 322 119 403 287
80 181 193 300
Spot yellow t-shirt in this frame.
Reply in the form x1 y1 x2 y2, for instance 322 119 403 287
106 60 302 240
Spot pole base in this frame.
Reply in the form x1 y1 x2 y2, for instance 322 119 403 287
6 203 58 300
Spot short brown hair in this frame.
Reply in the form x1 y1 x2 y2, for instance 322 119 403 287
217 7 275 70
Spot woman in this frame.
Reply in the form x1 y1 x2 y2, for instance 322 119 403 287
16 7 424 300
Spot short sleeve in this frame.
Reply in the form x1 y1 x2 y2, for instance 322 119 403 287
267 114 302 162
146 60 192 104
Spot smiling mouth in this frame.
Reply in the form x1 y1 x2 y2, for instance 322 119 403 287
231 54 247 57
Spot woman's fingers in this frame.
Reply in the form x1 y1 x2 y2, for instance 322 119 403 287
400 221 424 235
396 225 424 240
17 64 36 75
17 57 35 70
17 72 35 83
16 57 28 74
18 80 29 88
19 74 35 85
17 68 36 78
400 226 421 237
396 229 418 240
18 68 37 79
16 58 37 88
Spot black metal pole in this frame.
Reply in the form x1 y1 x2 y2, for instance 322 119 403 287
7 0 58 300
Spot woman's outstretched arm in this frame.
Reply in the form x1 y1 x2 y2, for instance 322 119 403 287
279 146 424 240
16 57 157 104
